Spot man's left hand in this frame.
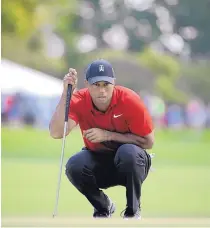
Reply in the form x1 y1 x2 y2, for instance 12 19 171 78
83 128 110 143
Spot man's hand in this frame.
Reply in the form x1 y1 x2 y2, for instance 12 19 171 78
83 128 154 149
83 128 110 143
63 68 78 93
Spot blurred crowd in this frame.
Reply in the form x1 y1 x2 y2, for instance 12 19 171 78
1 91 210 129
141 93 210 129
1 92 59 129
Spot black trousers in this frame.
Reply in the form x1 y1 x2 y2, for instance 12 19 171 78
65 144 151 214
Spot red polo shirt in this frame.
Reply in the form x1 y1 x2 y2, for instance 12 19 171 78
69 86 153 152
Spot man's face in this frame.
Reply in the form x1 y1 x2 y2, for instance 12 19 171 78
85 81 115 105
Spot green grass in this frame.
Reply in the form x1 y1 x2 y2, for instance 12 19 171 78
1 126 84 159
1 127 210 218
2 127 210 165
2 159 210 218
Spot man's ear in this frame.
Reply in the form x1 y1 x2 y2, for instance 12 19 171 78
84 80 89 87
113 78 116 85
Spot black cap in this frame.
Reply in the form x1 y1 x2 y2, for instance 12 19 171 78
85 59 115 84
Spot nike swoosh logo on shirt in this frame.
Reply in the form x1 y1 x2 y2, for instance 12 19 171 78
113 114 123 118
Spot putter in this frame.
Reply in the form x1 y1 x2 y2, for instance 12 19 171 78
53 84 72 218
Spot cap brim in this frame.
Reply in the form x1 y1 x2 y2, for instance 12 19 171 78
88 76 115 84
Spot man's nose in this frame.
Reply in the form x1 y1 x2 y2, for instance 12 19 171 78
99 86 106 93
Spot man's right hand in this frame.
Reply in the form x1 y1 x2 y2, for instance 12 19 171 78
63 68 78 93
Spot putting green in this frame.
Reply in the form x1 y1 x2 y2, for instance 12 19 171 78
2 217 210 227
2 127 210 219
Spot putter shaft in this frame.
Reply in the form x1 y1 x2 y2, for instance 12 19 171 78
53 121 68 217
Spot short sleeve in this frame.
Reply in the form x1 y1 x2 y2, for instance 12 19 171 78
68 92 82 124
125 94 153 136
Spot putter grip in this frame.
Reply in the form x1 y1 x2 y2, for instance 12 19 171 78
65 84 72 122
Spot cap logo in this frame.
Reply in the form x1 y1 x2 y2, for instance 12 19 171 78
99 65 104 72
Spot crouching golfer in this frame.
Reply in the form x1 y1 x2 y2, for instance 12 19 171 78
49 59 154 219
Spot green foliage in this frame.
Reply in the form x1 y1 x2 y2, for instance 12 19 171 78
140 48 180 80
53 0 83 70
82 49 138 66
155 75 187 103
2 0 39 37
139 48 187 103
181 62 210 103
2 0 210 99
1 34 65 76
85 0 210 56
2 0 81 76
171 0 210 55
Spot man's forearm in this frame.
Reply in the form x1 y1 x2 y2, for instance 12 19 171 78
106 131 151 149
49 92 67 138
